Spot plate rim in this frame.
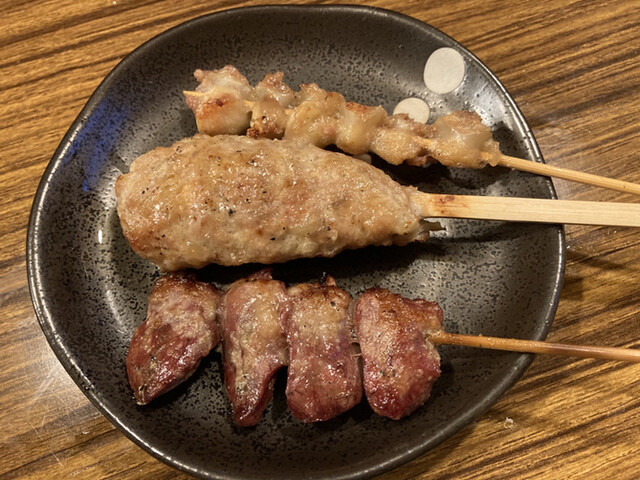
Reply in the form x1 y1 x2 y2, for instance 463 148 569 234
26 5 566 479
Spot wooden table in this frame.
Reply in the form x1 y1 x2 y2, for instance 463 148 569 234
2 1 638 478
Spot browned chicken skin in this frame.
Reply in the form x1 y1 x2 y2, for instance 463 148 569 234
126 272 222 405
184 66 254 135
184 65 501 168
115 135 437 271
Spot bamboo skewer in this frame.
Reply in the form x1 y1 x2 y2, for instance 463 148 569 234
487 152 640 195
429 331 640 363
412 136 640 195
416 135 640 195
416 193 640 227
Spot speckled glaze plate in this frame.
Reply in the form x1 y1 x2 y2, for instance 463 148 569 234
27 5 564 480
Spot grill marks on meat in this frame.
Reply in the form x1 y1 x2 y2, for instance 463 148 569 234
126 272 222 405
184 65 501 168
219 269 289 426
126 273 442 424
115 135 437 271
284 276 362 422
354 288 443 419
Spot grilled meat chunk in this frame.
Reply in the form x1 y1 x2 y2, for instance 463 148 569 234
183 66 253 135
115 135 436 271
354 288 443 419
284 276 362 422
126 272 221 404
220 269 289 426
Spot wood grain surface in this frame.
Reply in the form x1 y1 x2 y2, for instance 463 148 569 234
1 1 638 479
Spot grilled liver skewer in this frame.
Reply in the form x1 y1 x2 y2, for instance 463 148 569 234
127 272 640 425
184 66 640 195
115 135 640 271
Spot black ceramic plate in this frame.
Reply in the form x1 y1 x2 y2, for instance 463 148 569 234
27 5 564 480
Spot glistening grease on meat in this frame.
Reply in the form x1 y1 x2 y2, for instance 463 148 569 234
220 269 289 426
284 276 363 422
354 288 443 419
184 65 501 168
184 66 254 135
126 272 222 405
115 135 437 271
126 272 445 423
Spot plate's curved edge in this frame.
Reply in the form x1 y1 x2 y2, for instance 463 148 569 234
26 5 566 480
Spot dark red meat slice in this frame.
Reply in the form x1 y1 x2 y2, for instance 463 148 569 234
126 272 222 404
220 269 290 426
354 288 443 419
284 276 362 422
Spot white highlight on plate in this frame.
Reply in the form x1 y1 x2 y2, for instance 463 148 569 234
423 47 465 94
393 98 431 123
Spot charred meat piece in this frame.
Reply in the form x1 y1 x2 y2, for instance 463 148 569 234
354 288 443 419
284 276 362 422
220 269 290 426
115 135 437 271
126 272 222 405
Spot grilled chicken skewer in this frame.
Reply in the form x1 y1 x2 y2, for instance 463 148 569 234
182 67 499 168
115 135 640 271
183 66 640 195
127 272 640 424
